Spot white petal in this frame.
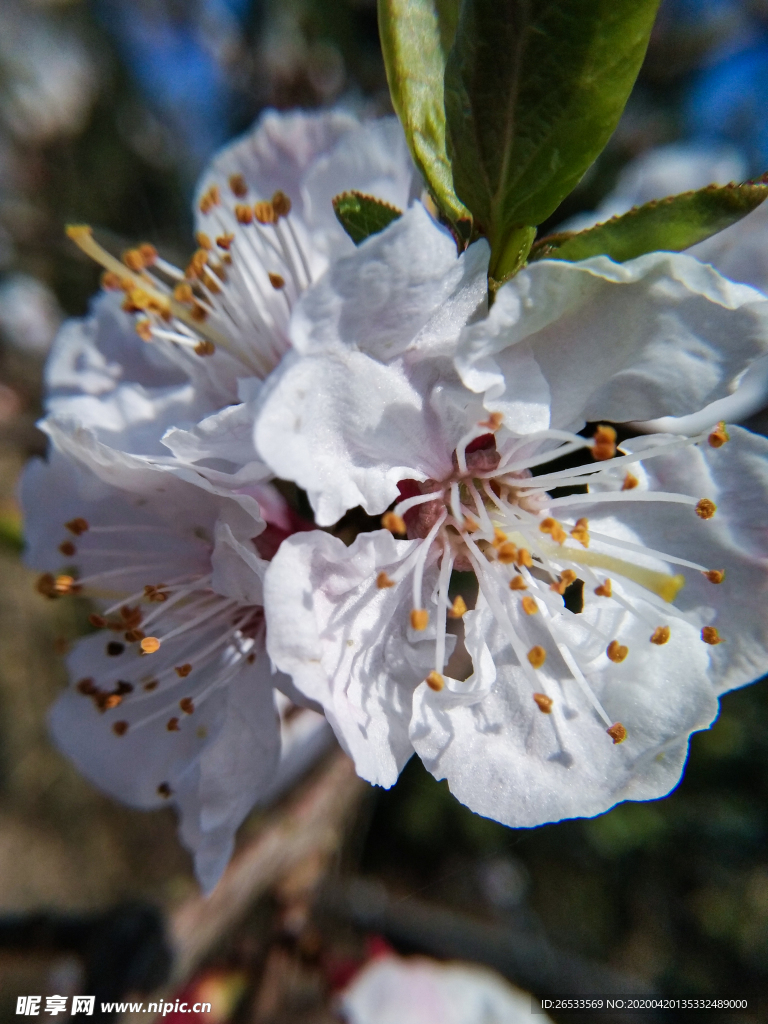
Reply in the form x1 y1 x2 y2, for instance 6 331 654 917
455 252 768 431
411 585 718 826
290 203 486 362
254 349 477 525
264 530 449 787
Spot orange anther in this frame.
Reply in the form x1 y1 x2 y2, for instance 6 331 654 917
253 201 275 225
522 596 538 615
696 498 717 520
550 569 577 595
516 548 533 568
271 190 292 217
527 645 546 669
122 248 145 271
229 173 248 198
497 542 517 564
101 271 123 291
166 717 180 732
703 569 725 584
594 579 612 598
607 722 627 744
140 637 161 654
650 625 670 645
570 517 590 547
216 233 235 250
376 571 395 589
195 232 212 250
425 670 444 692
411 609 429 631
606 640 629 663
59 541 76 557
175 664 192 678
173 282 194 303
448 595 467 618
235 203 254 225
592 424 617 461
65 517 89 535
139 243 157 265
539 517 566 544
622 472 639 491
180 697 195 714
708 421 730 448
112 721 129 736
478 411 503 431
701 626 724 645
268 272 286 290
135 319 153 342
533 692 553 714
509 575 527 591
382 512 406 535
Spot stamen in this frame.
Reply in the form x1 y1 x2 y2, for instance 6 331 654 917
695 499 717 520
594 579 612 597
382 512 407 535
527 645 546 669
141 637 161 653
607 723 627 744
539 517 567 544
650 626 670 645
426 670 444 692
533 693 553 713
708 422 730 448
703 569 725 584
570 518 589 547
65 517 89 535
411 609 429 631
701 626 724 645
112 721 129 736
448 595 467 618
606 640 629 663
592 424 617 461
550 570 577 595
622 473 639 490
509 575 527 590
522 596 538 615
377 572 395 589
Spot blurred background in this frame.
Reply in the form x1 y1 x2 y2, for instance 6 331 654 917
1 0 768 1021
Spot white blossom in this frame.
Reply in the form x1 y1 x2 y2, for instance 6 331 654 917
259 205 768 825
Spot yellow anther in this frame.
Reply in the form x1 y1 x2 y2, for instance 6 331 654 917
550 569 577 595
376 571 395 589
516 548 533 568
527 645 546 669
479 411 503 431
492 528 508 548
122 248 145 271
101 271 124 291
593 424 617 461
606 639 629 663
173 282 194 303
235 203 254 225
195 232 212 250
425 670 444 692
607 722 627 744
533 692 553 714
622 472 639 491
696 498 717 520
650 625 670 645
271 190 292 218
382 512 407 535
701 626 724 645
570 517 590 547
135 319 153 342
112 721 129 737
198 185 220 214
185 249 209 278
539 517 566 544
253 200 275 225
594 578 612 598
522 596 538 615
54 575 79 595
448 595 467 618
140 636 161 654
175 664 192 678
179 696 195 714
229 173 248 198
411 609 429 631
497 542 517 564
708 421 730 448
703 569 725 584
268 272 286 290
509 575 527 591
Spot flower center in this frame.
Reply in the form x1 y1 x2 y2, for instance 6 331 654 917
380 416 728 747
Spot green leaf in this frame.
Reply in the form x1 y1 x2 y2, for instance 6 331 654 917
332 191 403 245
444 0 662 281
529 181 768 264
378 0 470 229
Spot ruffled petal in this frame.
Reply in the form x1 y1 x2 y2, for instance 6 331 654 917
253 349 478 525
455 252 768 431
264 530 449 787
